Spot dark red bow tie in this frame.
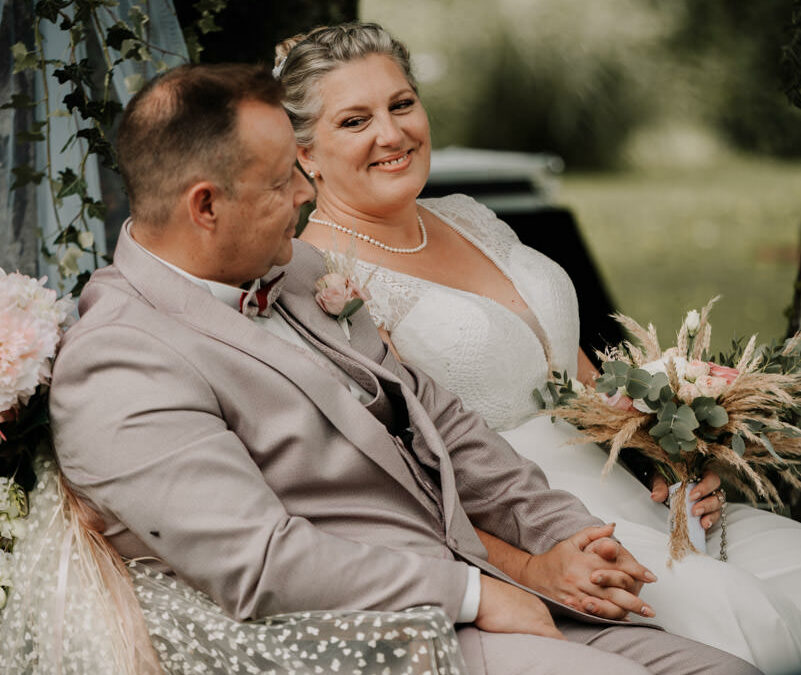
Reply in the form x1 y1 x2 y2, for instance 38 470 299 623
239 272 286 318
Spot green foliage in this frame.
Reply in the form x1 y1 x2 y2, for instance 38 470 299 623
5 0 229 294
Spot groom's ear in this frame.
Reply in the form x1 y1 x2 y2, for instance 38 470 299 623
186 181 222 232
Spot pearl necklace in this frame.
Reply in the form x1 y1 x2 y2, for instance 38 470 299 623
307 211 428 254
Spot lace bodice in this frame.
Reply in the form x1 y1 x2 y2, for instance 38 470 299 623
339 194 581 431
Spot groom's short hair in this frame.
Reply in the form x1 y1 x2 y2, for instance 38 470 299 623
117 63 282 227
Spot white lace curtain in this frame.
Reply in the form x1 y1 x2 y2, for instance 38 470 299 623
0 0 186 287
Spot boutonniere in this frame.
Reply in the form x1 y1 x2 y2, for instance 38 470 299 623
314 242 374 340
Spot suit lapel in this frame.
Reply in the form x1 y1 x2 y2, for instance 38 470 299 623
112 229 421 501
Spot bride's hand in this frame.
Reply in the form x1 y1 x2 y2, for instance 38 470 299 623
521 523 656 620
650 470 723 530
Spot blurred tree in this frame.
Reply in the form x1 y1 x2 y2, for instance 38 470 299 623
782 0 801 110
671 0 801 157
173 0 357 64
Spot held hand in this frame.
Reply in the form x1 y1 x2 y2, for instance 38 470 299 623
651 470 723 530
521 523 657 620
475 575 565 640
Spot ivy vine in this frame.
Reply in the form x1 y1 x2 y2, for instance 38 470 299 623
4 0 226 295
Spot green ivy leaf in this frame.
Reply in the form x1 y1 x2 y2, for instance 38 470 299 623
105 23 138 51
54 224 79 245
70 270 92 297
11 43 38 73
56 168 87 199
183 30 203 64
10 165 45 190
0 93 37 110
34 0 71 23
16 121 46 143
76 128 116 168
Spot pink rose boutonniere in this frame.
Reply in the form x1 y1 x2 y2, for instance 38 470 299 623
315 245 375 340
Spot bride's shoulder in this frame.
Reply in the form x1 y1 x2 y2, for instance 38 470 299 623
418 194 520 247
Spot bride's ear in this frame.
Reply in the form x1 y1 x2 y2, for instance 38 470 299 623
297 145 317 178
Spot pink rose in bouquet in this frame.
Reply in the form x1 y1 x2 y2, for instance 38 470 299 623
708 364 739 385
695 375 729 399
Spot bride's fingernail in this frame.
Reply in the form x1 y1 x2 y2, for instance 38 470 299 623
644 570 657 582
585 602 597 613
641 605 655 617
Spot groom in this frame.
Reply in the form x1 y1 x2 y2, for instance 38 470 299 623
50 64 756 675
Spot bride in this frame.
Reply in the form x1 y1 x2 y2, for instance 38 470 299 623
278 22 801 673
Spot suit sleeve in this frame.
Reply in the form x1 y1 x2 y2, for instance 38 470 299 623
50 324 470 622
382 354 605 554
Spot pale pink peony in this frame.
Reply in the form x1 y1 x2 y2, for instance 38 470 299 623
0 269 75 413
683 359 710 383
695 375 729 399
677 382 700 403
708 363 739 385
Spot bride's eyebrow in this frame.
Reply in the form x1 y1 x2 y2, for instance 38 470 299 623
330 88 416 118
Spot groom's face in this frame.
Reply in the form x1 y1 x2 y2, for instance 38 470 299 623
212 101 314 285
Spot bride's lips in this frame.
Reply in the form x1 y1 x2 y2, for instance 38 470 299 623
369 149 413 172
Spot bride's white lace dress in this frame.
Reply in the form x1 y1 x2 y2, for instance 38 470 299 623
337 193 801 674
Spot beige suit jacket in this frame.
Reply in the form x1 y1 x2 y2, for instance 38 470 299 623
50 224 614 626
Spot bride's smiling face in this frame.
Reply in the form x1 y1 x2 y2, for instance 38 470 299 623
299 53 431 217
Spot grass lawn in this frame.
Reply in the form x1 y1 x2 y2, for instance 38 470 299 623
561 156 801 357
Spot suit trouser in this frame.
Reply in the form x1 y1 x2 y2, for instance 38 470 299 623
457 618 763 675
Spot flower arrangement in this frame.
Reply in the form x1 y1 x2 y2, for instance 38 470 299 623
542 298 801 560
0 268 74 606
315 239 374 339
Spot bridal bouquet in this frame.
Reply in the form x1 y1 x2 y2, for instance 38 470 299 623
0 268 74 606
542 298 801 561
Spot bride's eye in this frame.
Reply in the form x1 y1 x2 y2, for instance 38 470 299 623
340 116 367 129
391 98 415 112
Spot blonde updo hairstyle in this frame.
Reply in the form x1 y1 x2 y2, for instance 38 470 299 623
275 22 416 146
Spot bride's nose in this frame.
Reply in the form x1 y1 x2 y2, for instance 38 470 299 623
374 112 404 147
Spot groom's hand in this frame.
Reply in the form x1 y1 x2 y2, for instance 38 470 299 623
520 524 657 620
475 575 565 640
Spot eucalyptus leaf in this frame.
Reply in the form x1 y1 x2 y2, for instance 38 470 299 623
706 406 729 428
602 360 631 387
594 374 618 395
646 372 669 401
649 420 672 438
532 389 546 410
672 422 696 442
732 434 746 456
675 405 699 430
657 401 678 422
679 438 698 453
625 368 651 399
659 433 681 458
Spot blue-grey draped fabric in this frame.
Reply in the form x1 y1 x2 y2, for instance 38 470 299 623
0 0 186 287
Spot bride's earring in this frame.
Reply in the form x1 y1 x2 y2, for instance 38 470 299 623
307 169 316 179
